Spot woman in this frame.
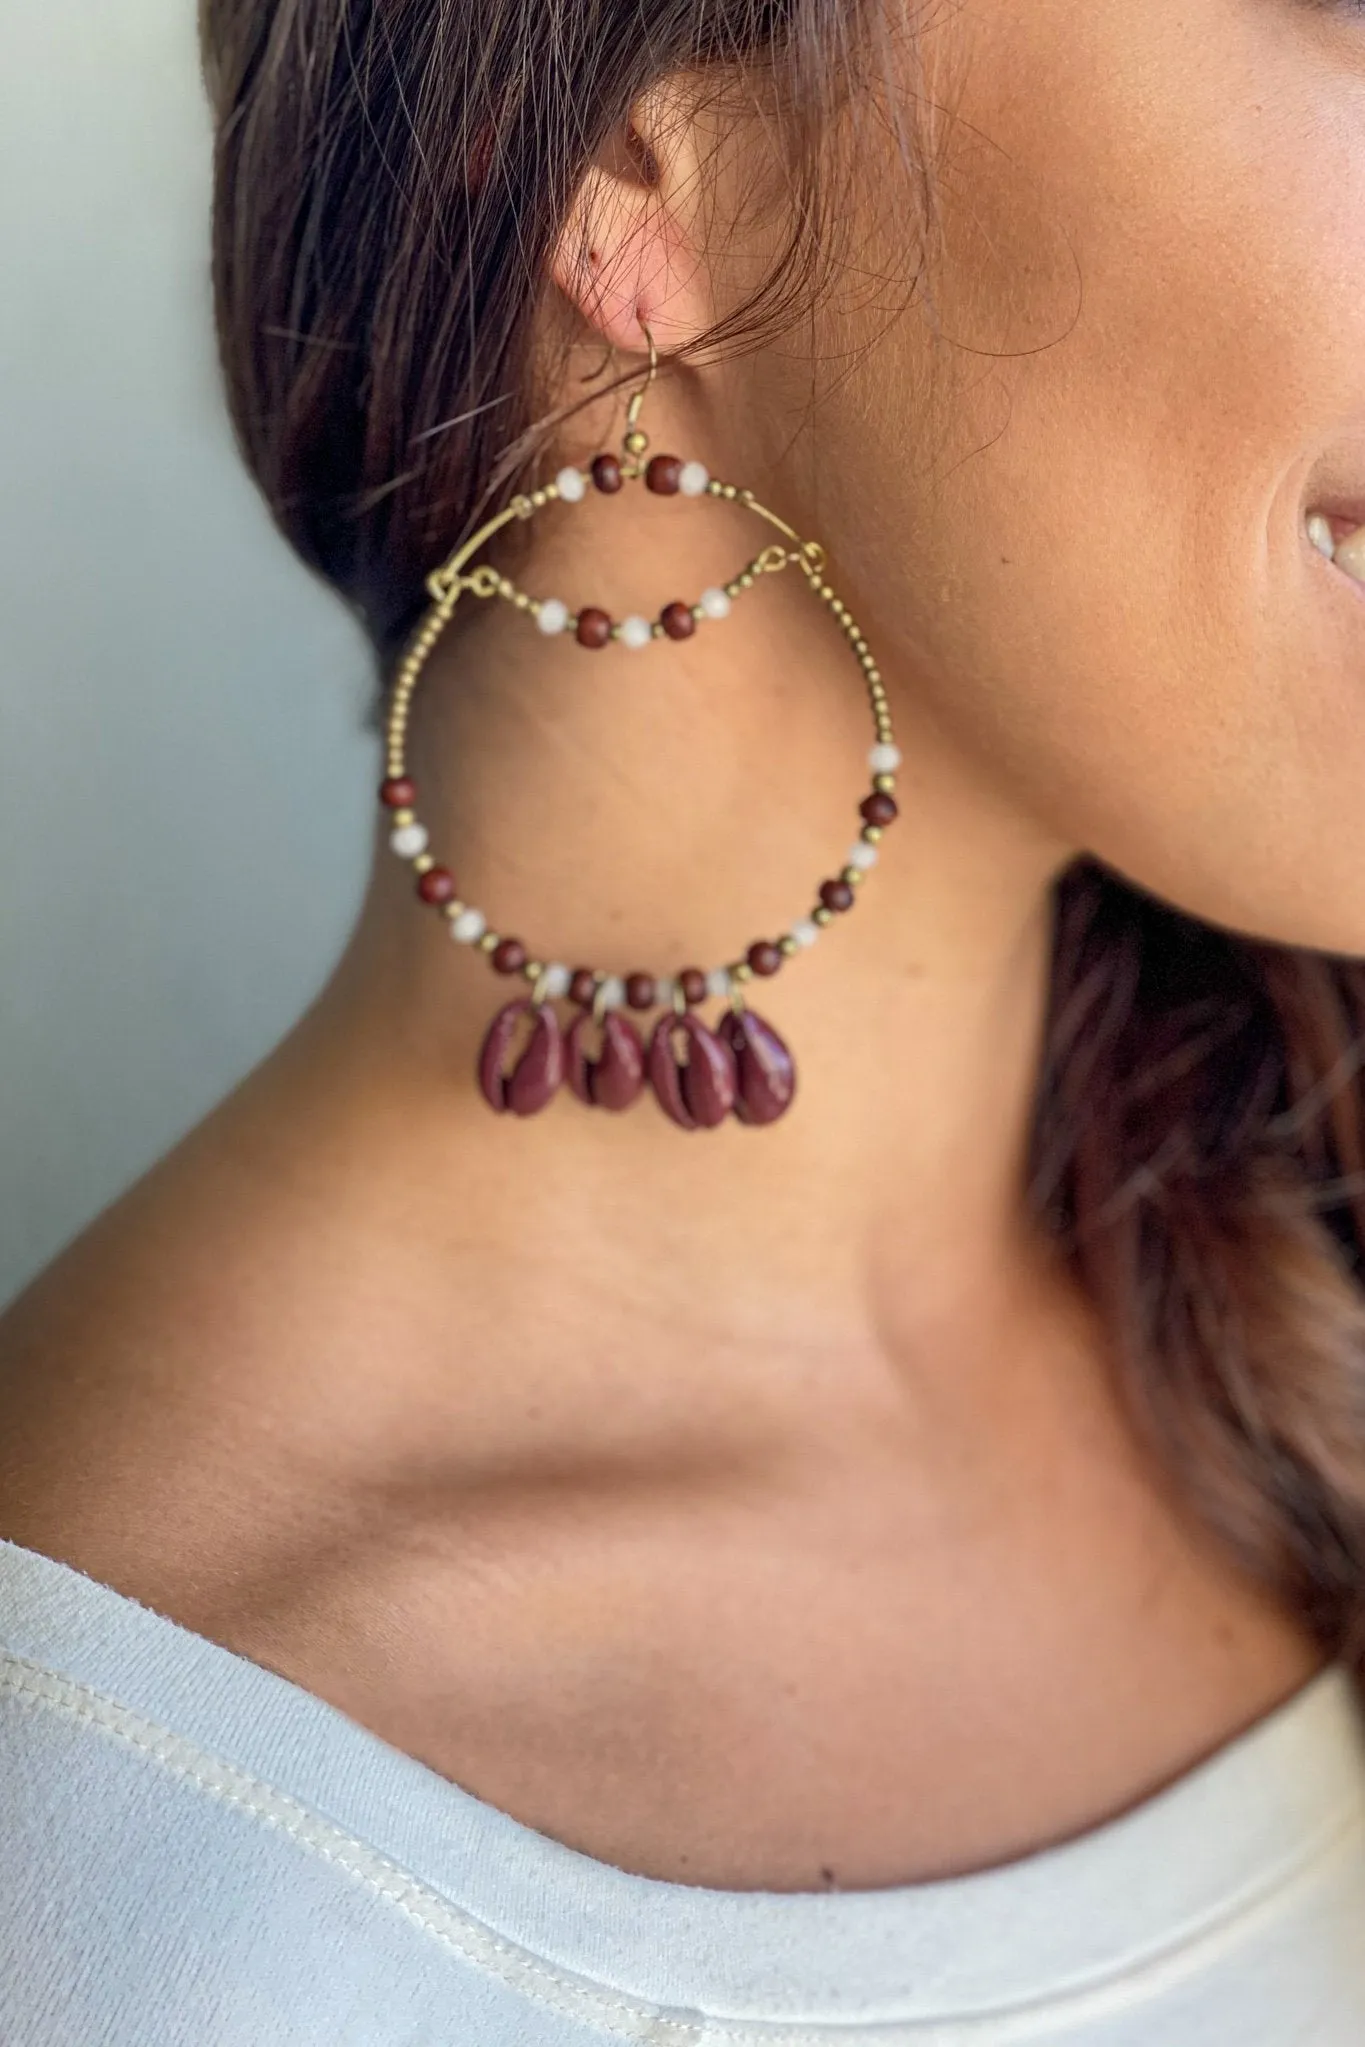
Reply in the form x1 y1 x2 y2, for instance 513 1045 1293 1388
2 0 1364 2037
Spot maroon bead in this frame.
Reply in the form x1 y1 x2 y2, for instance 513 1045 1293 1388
478 1001 565 1117
626 973 657 1012
576 607 613 649
860 791 899 828
660 602 696 642
678 967 708 1007
417 866 457 906
820 879 855 914
645 454 684 496
747 941 783 979
380 776 417 809
718 1008 797 1127
567 1011 646 1112
649 1013 737 1131
569 968 598 1008
591 453 623 494
492 938 528 975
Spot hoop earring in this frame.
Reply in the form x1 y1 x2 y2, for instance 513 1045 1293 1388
379 330 900 1132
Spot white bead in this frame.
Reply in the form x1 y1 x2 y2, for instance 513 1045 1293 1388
619 615 653 650
699 586 732 621
678 460 710 498
555 467 587 504
654 976 676 1009
536 597 570 636
389 822 428 859
706 967 732 1000
541 963 572 1000
598 975 627 1010
847 841 880 871
450 907 487 944
790 920 820 949
869 742 902 774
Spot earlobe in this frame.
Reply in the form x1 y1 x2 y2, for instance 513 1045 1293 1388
549 111 714 356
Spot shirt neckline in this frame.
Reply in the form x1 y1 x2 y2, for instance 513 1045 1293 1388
1 1531 1361 2031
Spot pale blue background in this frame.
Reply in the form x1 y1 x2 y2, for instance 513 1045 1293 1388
0 2 378 1304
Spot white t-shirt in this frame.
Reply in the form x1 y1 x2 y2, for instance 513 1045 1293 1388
1 1533 1362 2045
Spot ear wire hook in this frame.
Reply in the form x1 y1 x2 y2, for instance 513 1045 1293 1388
623 323 660 457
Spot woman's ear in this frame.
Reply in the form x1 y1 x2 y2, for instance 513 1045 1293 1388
549 85 716 355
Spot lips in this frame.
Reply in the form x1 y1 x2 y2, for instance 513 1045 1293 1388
1303 442 1365 585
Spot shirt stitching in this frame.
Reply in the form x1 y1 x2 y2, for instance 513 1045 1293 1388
2 1653 1362 2045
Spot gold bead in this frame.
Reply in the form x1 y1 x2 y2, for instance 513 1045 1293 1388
625 429 648 455
479 931 501 954
723 483 738 500
530 488 549 508
514 592 532 611
413 853 435 875
819 584 834 601
779 935 800 957
739 573 755 589
814 906 834 928
443 900 467 920
733 962 754 984
393 809 416 828
874 773 897 794
842 866 865 887
523 960 544 982
862 825 884 845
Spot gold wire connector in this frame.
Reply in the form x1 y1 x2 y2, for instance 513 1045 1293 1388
623 326 660 455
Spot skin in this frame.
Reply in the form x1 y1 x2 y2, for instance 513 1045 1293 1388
4 0 1363 1890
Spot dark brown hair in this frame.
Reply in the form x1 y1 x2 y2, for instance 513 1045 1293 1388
199 0 1365 1656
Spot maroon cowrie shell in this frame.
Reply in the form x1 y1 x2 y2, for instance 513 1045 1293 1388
567 1010 647 1111
649 1013 737 1130
717 1008 797 1126
478 1001 565 1116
